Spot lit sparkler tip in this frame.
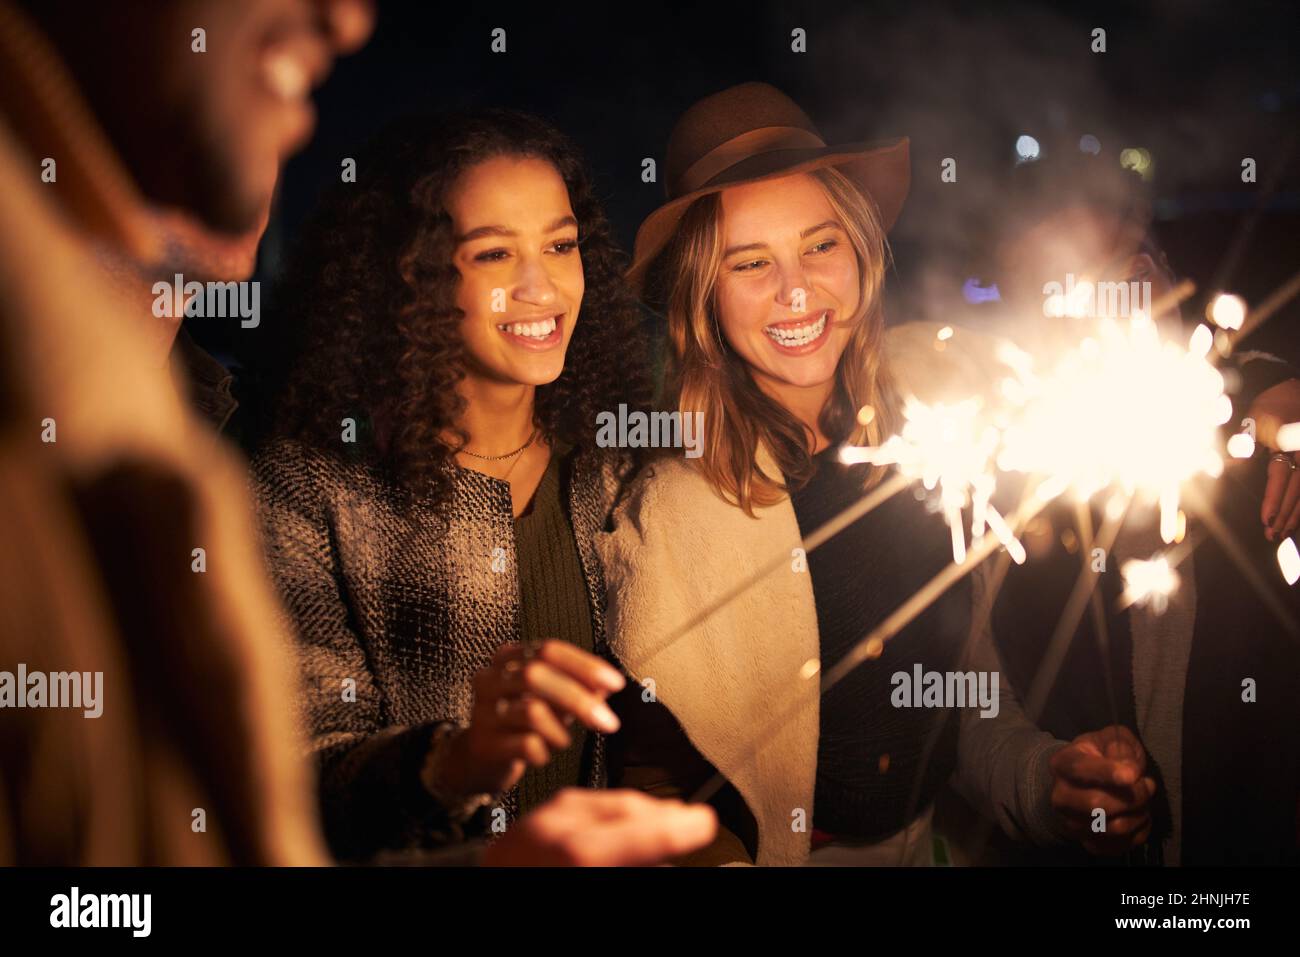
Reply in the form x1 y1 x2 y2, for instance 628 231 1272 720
1226 431 1256 459
1034 475 1069 503
1278 422 1300 453
948 503 967 564
1188 323 1213 358
1280 538 1300 587
1159 488 1179 545
1122 555 1181 613
1208 292 1246 331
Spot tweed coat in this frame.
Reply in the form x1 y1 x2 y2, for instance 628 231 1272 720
252 437 628 860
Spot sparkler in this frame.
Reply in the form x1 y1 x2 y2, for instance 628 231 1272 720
1120 555 1180 614
843 309 1237 570
998 311 1230 545
676 298 1300 863
649 271 1300 854
1280 540 1300 587
1279 422 1300 452
839 396 1020 565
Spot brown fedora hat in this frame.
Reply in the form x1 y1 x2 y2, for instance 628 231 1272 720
627 81 910 289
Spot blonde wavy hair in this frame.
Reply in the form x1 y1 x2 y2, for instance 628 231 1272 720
655 166 899 515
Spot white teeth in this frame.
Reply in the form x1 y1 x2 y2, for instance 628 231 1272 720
261 50 310 102
764 312 827 347
497 316 558 339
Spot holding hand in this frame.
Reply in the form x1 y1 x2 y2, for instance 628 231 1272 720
1262 449 1299 543
481 789 718 866
1049 724 1157 856
428 640 626 800
1247 377 1300 541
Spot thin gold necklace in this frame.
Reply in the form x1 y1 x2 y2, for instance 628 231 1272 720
458 427 539 462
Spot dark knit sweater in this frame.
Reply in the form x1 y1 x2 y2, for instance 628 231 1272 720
251 438 628 861
789 451 969 841
514 451 596 815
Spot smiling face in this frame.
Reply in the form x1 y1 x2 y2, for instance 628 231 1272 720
37 0 375 234
446 155 584 387
714 173 862 398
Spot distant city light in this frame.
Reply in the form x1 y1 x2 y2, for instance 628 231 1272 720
962 278 1001 304
1015 134 1040 163
1120 147 1154 180
1079 134 1101 154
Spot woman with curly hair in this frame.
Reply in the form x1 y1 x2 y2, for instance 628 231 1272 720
250 109 652 862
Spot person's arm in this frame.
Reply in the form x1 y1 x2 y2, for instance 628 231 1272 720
1233 350 1296 422
250 442 485 861
951 563 1070 847
954 562 1159 855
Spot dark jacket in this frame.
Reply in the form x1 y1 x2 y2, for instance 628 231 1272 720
981 354 1300 866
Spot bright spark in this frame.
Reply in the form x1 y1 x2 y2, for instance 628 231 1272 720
1122 555 1180 614
1280 539 1300 587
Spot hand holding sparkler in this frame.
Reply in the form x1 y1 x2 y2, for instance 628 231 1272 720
1246 377 1300 541
1048 724 1158 857
431 641 625 800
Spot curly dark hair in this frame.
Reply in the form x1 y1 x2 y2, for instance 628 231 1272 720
256 109 652 507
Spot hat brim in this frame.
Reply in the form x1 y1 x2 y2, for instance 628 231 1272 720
627 136 910 292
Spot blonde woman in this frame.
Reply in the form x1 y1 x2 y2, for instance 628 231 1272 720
598 83 1064 866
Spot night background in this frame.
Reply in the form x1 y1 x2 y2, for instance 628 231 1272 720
190 0 1300 407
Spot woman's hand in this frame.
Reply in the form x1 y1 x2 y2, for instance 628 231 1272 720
431 641 626 799
1247 377 1300 541
481 789 718 866
1049 724 1157 856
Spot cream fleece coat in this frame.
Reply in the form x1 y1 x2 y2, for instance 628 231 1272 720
596 449 820 866
598 323 1077 865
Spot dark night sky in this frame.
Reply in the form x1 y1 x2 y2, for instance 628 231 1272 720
199 0 1300 380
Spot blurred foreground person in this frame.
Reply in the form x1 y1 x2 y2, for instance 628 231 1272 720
0 0 714 866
